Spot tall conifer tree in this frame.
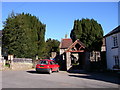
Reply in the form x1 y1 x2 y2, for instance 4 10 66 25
70 18 103 51
2 12 46 58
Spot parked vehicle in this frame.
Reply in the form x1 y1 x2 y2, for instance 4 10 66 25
36 59 60 74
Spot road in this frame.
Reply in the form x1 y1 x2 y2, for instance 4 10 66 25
1 69 120 88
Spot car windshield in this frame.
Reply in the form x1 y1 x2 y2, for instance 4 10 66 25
39 60 48 65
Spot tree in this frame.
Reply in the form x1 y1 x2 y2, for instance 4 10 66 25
43 38 60 58
70 18 103 51
2 12 46 59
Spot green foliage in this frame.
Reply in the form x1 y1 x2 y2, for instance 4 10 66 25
70 18 103 51
2 12 46 59
43 38 60 59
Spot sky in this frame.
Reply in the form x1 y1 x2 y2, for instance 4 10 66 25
1 2 119 41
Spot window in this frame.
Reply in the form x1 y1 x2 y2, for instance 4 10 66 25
113 36 118 47
113 56 120 69
114 56 120 65
50 61 55 65
39 61 48 65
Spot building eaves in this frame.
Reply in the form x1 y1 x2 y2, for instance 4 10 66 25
104 25 120 37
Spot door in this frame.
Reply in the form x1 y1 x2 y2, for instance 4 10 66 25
49 61 56 71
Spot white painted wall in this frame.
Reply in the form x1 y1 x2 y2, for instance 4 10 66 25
118 33 120 67
106 33 119 70
101 45 106 52
60 49 67 55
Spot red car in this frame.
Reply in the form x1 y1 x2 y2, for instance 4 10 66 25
36 59 60 74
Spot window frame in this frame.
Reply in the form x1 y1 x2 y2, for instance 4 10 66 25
50 61 55 65
112 35 118 47
114 56 119 68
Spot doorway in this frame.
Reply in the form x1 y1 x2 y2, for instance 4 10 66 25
70 52 85 70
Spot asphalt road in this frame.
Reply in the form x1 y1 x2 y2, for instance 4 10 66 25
1 69 120 88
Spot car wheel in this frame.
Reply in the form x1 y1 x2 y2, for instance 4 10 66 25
36 69 38 73
48 69 52 74
57 68 59 72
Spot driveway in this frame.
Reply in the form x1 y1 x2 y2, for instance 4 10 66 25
1 69 120 88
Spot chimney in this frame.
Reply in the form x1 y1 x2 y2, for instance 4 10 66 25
65 34 68 38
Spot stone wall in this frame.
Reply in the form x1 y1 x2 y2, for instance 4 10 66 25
66 52 72 70
11 62 33 70
0 57 5 71
0 63 2 71
1 58 33 70
11 58 33 70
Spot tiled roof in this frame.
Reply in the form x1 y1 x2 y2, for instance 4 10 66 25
104 25 120 37
59 38 73 49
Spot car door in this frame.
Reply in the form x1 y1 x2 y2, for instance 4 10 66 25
49 61 54 71
52 61 59 71
50 61 56 71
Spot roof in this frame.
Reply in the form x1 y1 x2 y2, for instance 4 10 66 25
59 38 73 49
66 39 86 52
104 25 120 37
59 38 87 49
